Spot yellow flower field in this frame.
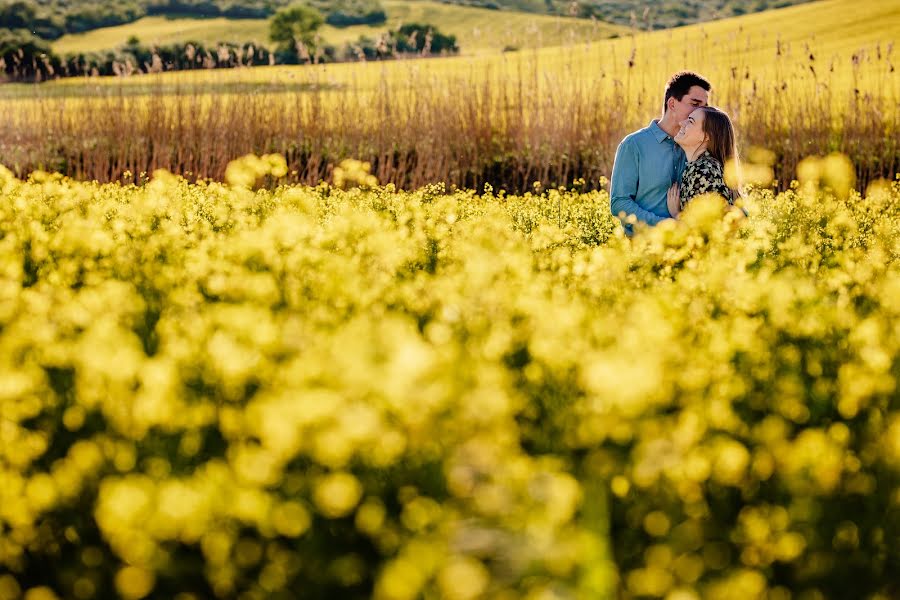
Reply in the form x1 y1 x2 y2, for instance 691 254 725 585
1 1 899 597
1 156 898 598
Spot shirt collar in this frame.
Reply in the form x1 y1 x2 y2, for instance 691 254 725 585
649 119 671 143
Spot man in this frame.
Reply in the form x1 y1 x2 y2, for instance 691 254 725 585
610 71 712 236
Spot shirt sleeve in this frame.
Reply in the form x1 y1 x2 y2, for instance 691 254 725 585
610 138 671 225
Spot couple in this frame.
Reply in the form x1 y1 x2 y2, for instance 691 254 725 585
610 71 737 236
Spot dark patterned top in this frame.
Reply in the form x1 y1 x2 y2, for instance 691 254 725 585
680 151 734 209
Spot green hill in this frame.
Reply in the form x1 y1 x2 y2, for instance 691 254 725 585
50 0 628 55
438 0 819 29
3 0 819 42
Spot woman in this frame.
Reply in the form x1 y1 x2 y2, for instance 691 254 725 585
667 106 737 217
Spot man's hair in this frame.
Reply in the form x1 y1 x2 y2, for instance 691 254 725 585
663 71 712 112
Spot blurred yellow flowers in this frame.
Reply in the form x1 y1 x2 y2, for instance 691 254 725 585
0 157 898 599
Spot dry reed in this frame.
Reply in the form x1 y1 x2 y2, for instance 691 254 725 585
1 35 897 192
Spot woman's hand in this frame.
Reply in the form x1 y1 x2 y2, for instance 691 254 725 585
667 183 681 219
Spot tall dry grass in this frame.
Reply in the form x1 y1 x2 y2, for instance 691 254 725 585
1 34 897 191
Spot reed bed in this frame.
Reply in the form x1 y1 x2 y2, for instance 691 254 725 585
1 2 898 192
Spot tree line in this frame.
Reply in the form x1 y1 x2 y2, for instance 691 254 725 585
1 5 459 82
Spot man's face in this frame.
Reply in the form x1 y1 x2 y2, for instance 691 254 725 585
668 85 709 123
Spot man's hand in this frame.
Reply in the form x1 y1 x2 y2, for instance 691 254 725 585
667 183 681 218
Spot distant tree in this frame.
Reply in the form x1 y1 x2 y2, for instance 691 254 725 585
325 6 385 27
269 3 324 62
63 2 144 34
0 28 59 81
0 0 66 39
309 0 387 27
394 23 458 55
0 1 36 29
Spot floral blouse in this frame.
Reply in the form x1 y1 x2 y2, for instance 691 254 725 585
680 151 734 209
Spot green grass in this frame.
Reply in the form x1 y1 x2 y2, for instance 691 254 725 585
437 0 819 29
51 16 270 54
50 0 628 56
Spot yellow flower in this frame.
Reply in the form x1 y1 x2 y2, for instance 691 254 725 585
314 472 363 518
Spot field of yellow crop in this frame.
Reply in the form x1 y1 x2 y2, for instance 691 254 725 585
3 0 900 598
1 153 899 598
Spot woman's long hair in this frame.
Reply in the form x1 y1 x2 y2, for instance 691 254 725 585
700 106 737 167
700 106 741 199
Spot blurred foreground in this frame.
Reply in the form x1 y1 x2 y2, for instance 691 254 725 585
1 159 899 599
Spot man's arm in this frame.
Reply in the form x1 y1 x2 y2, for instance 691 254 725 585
609 139 670 226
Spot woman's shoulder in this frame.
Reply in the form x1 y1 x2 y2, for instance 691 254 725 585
696 151 724 171
681 150 733 205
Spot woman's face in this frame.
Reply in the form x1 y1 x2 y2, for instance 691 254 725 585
674 108 706 149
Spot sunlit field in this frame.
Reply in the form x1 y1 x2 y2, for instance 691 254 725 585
2 0 900 598
50 0 627 56
1 156 899 598
2 0 897 192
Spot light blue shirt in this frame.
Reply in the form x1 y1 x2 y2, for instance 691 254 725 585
610 120 686 236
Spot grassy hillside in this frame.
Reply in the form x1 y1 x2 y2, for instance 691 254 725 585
45 0 899 86
50 16 268 53
2 0 317 39
440 0 819 29
51 1 628 55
